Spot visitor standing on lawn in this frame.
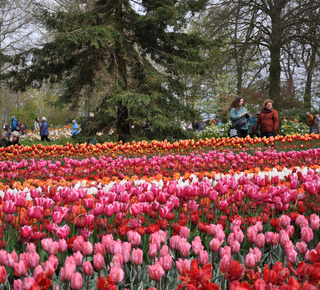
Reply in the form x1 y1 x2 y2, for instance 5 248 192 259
254 99 279 138
306 112 314 134
313 113 320 134
229 96 249 138
40 117 50 141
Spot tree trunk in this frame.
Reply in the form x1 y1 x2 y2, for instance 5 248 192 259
115 0 130 142
269 2 283 109
304 46 316 110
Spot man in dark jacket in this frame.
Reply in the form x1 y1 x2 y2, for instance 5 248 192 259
1 131 20 147
40 117 50 141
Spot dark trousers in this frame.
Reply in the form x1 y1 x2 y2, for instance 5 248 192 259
261 132 275 138
238 129 248 138
41 135 50 141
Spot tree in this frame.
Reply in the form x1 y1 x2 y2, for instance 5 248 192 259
10 0 210 141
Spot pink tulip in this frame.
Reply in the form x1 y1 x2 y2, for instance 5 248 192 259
310 214 320 231
27 243 36 253
73 236 85 252
59 239 68 253
287 248 298 264
24 277 36 289
255 234 265 248
148 264 165 281
192 239 204 255
148 243 158 258
6 251 18 268
249 247 262 263
210 238 222 252
0 250 7 266
286 225 295 238
163 255 173 272
219 246 231 258
131 248 143 266
130 203 142 216
179 226 190 239
110 254 123 269
62 263 76 281
93 253 105 271
82 241 93 256
48 255 59 270
247 226 258 244
280 215 291 229
73 251 83 267
33 265 44 280
198 250 209 265
301 227 314 244
160 245 169 258
56 225 70 239
41 238 53 252
42 260 55 278
20 226 33 239
27 252 40 269
94 242 106 256
2 200 16 214
177 239 191 257
169 236 179 250
219 254 231 271
121 242 131 263
230 240 240 254
296 241 307 255
127 231 141 247
82 261 93 276
110 267 125 284
265 232 279 246
71 272 83 290
13 279 23 290
48 241 59 256
13 261 28 277
245 253 256 269
176 259 190 275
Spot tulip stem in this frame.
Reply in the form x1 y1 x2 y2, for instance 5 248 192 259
212 252 215 274
136 265 139 290
86 274 89 290
65 281 69 290
163 272 167 290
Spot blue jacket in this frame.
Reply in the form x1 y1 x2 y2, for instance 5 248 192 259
40 120 49 136
11 118 18 131
229 106 249 130
72 123 79 135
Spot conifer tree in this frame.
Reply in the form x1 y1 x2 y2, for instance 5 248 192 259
10 0 210 141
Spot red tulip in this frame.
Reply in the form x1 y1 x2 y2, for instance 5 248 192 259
0 265 7 284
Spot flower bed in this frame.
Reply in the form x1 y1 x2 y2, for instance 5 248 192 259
0 138 320 289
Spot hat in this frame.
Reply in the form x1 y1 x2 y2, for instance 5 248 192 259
72 120 76 124
42 117 46 121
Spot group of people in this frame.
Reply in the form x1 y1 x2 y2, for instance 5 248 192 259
229 97 279 138
229 97 320 138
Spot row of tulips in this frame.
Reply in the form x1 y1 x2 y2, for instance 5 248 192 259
1 133 320 161
1 165 320 288
1 147 320 184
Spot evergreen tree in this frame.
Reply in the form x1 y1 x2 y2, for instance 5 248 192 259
10 0 210 141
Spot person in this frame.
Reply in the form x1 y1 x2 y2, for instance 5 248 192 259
21 124 28 135
193 120 200 131
229 96 250 137
0 131 20 148
180 120 187 130
34 117 40 132
216 119 222 126
40 117 50 141
71 120 79 136
306 112 314 134
3 122 8 132
313 113 320 134
10 116 18 132
200 120 206 130
254 99 279 138
187 123 193 130
249 113 260 137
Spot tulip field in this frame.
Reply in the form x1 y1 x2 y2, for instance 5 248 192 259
1 134 320 289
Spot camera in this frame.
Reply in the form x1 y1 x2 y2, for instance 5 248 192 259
244 113 250 119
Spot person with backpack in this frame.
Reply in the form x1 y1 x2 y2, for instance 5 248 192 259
10 116 19 132
40 117 50 141
254 99 279 138
229 96 250 138
306 112 314 134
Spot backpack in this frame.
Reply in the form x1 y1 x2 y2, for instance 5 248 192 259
16 122 21 131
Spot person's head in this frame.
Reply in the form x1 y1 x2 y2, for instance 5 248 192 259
263 99 273 110
229 96 244 111
11 116 14 120
306 112 311 116
35 117 39 122
89 112 94 117
72 120 76 124
10 131 20 143
42 117 46 121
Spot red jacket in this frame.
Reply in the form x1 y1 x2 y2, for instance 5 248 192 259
254 108 279 134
